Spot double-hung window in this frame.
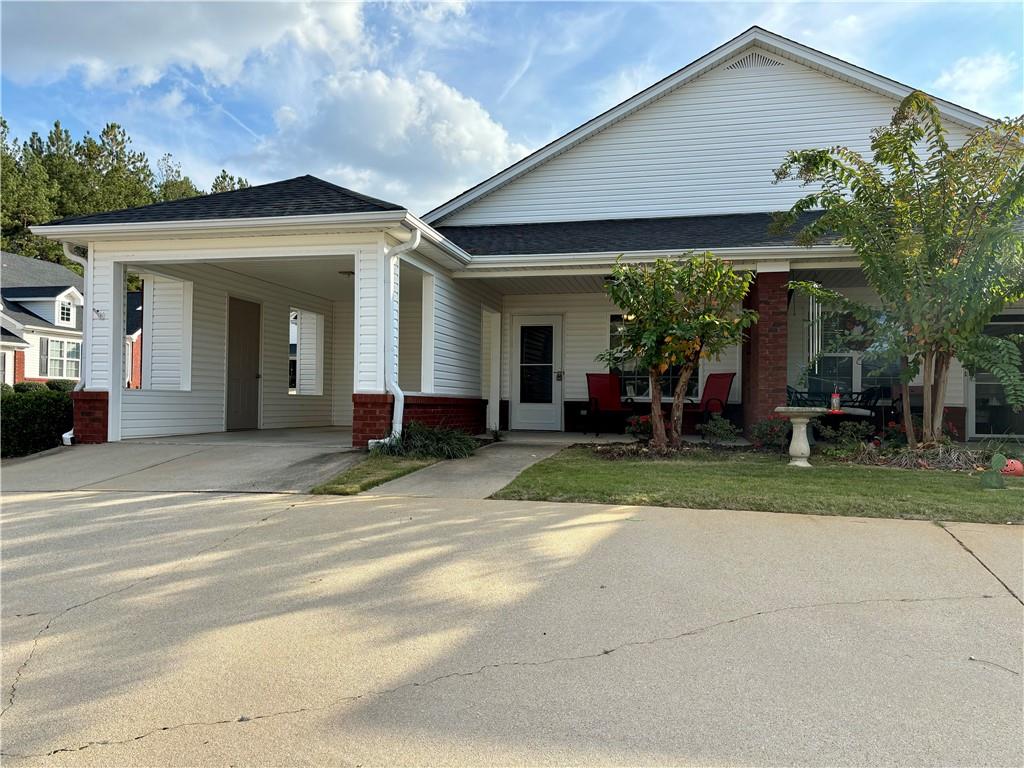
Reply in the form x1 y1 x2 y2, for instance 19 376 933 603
41 338 81 379
609 314 698 400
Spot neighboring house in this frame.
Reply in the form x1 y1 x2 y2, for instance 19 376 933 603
30 27 1024 446
0 252 84 387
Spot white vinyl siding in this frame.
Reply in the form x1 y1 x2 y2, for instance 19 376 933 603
441 49 973 226
431 270 499 397
143 275 192 391
332 292 354 426
292 308 324 396
398 267 422 392
103 260 335 438
354 247 384 392
500 293 742 404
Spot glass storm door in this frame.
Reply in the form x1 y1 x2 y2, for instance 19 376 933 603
511 315 563 430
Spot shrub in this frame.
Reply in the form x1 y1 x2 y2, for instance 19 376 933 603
1 388 74 457
749 414 792 451
13 381 46 393
697 413 741 445
0 383 12 397
45 379 77 392
371 421 477 460
625 414 652 441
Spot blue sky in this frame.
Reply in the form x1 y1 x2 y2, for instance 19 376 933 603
2 1 1022 214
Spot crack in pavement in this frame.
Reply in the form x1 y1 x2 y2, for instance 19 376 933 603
967 656 1021 676
2 592 1012 759
939 524 1023 606
0 498 301 720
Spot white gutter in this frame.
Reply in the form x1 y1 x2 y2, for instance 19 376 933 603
371 229 422 448
61 243 88 445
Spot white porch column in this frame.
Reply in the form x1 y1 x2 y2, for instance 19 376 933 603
352 242 390 394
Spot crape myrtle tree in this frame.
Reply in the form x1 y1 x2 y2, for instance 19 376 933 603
773 92 1024 447
599 252 758 450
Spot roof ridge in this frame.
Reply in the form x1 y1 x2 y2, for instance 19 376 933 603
304 176 404 211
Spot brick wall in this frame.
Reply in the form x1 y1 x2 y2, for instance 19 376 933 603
742 272 789 430
13 350 25 384
70 390 109 444
351 393 486 448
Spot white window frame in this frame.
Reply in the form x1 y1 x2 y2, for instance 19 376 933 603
290 307 324 396
42 336 81 380
609 313 699 401
56 299 74 327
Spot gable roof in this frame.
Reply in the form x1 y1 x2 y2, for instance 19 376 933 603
43 175 404 227
437 211 827 256
1 251 83 293
423 26 991 225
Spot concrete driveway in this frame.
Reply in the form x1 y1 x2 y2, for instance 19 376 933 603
1 428 358 494
1 486 1021 766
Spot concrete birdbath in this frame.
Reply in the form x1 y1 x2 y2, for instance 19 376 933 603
774 407 825 467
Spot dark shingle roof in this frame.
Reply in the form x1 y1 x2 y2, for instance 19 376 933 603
43 175 404 227
1 252 83 292
437 211 829 256
1 325 27 346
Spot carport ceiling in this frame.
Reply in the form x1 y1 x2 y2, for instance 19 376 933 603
209 255 356 300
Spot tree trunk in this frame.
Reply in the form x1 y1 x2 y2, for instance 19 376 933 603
929 353 951 443
899 359 918 450
669 364 697 448
649 368 668 450
921 351 935 445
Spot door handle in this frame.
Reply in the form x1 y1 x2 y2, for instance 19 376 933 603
555 370 564 381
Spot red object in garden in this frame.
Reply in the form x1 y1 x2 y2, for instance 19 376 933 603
829 388 842 414
692 372 736 419
587 373 633 435
1001 459 1024 477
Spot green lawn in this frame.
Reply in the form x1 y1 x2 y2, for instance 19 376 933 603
491 446 1024 524
312 455 437 495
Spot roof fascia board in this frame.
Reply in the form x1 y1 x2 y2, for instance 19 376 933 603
423 26 990 224
30 209 410 243
455 244 854 271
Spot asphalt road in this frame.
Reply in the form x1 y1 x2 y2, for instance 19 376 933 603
1 488 1021 766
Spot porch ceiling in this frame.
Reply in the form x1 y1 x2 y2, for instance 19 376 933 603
790 267 867 288
204 255 356 301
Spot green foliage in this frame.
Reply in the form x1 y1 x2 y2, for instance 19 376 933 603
210 170 251 193
1 388 73 457
44 379 77 392
817 420 876 447
979 470 1006 490
0 383 12 396
599 252 757 448
748 415 792 451
371 421 477 460
625 414 653 441
13 381 46 393
697 413 741 445
774 92 1024 445
0 117 248 266
990 453 1008 472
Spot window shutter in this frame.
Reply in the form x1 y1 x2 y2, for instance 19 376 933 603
39 338 49 376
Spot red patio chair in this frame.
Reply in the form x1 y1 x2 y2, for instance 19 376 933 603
586 373 633 436
691 372 735 422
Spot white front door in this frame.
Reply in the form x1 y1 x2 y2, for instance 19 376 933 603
511 315 563 430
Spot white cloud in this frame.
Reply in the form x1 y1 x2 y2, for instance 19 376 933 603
590 62 662 113
252 68 529 213
932 53 1021 118
0 1 366 87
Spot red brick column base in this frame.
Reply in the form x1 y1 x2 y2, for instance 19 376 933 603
71 390 109 444
742 271 789 433
13 350 25 384
351 393 486 448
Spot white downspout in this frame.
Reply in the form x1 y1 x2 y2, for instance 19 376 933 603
61 243 88 445
371 229 421 446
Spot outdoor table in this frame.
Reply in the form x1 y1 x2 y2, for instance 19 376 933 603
774 406 872 467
